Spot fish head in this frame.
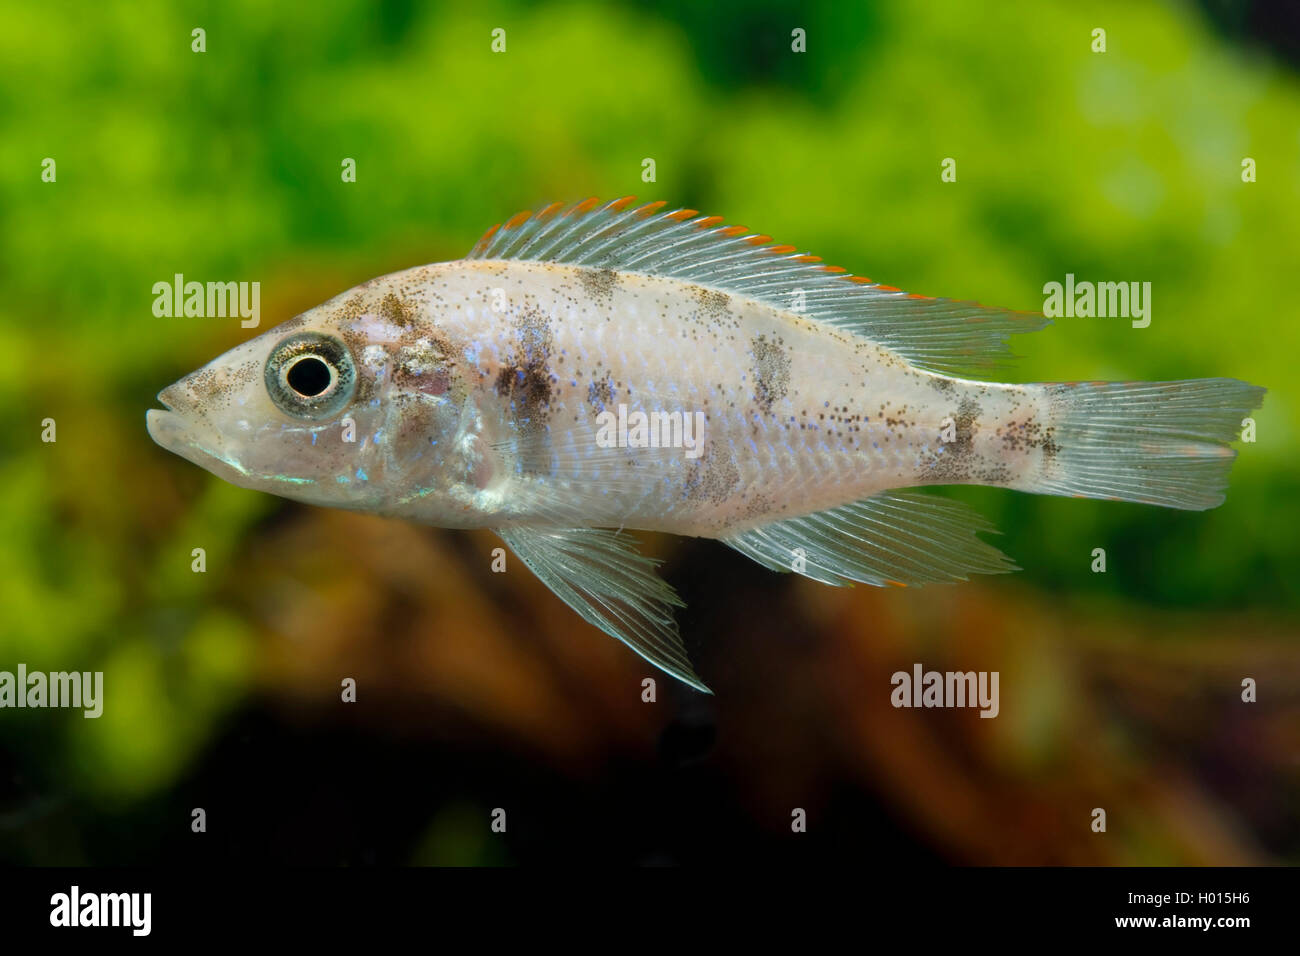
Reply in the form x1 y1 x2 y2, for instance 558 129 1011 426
147 271 473 515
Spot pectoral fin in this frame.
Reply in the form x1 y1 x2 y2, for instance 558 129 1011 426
496 526 709 693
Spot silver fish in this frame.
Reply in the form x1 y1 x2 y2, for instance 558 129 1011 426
147 197 1265 691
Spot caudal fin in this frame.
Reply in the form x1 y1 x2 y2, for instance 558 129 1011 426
1029 379 1265 511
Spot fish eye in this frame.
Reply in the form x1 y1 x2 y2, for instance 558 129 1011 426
286 355 333 397
265 332 357 420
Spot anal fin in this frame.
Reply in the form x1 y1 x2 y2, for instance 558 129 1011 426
496 526 709 692
723 491 1017 587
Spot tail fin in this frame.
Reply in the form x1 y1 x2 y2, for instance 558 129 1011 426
1030 378 1265 511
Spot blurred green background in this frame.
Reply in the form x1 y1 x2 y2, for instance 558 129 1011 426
0 0 1297 865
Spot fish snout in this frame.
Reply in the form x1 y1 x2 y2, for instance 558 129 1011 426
148 368 225 427
147 384 190 450
146 377 211 453
156 381 188 414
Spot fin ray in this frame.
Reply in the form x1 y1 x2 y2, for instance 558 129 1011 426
1027 378 1265 510
468 197 1048 377
723 491 1017 587
496 526 709 692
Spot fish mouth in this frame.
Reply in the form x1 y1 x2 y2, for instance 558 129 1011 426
146 386 256 487
145 387 188 453
146 385 221 472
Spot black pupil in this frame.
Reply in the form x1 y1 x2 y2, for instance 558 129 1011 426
287 356 333 397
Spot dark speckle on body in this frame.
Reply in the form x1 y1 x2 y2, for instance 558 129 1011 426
950 397 980 456
578 267 620 300
751 334 791 413
997 414 1059 461
694 286 731 321
587 372 614 412
921 396 984 482
494 307 555 452
380 293 417 328
684 447 742 505
929 376 957 397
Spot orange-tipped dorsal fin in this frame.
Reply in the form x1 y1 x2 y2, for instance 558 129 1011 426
467 198 1049 377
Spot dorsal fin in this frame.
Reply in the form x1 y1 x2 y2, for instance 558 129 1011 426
466 197 1049 377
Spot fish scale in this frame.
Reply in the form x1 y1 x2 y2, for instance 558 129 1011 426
147 197 1265 692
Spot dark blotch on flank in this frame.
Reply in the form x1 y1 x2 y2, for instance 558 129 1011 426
930 376 957 397
950 397 980 456
999 414 1059 462
380 293 416 328
684 447 741 505
751 334 790 413
921 396 984 482
1041 427 1060 461
587 373 614 412
695 286 731 321
516 306 552 366
494 307 554 439
578 267 619 300
495 362 551 420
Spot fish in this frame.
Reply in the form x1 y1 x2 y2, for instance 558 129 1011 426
147 197 1266 692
